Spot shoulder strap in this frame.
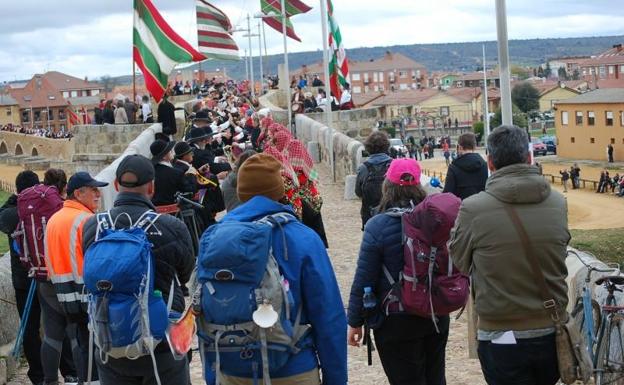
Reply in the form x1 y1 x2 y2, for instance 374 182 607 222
256 212 297 261
95 212 114 241
503 205 561 323
134 210 161 234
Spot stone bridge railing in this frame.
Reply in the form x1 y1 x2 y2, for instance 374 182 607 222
0 131 74 160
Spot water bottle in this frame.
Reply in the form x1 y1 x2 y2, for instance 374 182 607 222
363 286 376 310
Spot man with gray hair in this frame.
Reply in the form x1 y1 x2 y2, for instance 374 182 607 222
449 125 570 385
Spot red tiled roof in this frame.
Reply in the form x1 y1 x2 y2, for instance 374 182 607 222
591 79 624 89
350 52 426 72
8 75 67 109
580 45 624 66
371 87 478 106
41 71 103 91
458 70 499 82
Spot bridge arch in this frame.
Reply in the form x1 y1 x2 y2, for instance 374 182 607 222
31 147 39 156
0 142 6 154
15 143 23 155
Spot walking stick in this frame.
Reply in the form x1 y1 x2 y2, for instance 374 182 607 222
12 278 37 358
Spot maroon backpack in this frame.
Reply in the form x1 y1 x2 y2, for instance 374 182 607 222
383 193 469 327
14 184 63 280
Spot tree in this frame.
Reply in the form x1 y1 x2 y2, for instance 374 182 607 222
490 104 528 129
537 66 545 78
558 67 568 80
544 62 552 78
511 82 540 113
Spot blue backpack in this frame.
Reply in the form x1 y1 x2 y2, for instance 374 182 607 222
83 211 172 384
195 213 311 385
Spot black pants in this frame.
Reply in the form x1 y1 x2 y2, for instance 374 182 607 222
14 280 76 385
38 281 96 384
477 333 559 385
373 314 449 385
96 348 189 385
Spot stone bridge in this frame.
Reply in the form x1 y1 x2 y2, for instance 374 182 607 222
0 131 74 160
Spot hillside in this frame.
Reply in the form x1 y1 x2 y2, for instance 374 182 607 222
107 35 624 84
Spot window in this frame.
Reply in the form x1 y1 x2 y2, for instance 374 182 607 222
621 66 624 74
351 73 360 81
379 85 385 91
34 110 41 122
399 83 408 90
21 110 29 122
364 73 369 83
416 70 421 78
583 69 587 76
62 91 69 98
590 137 595 144
70 90 77 97
373 72 378 82
561 111 569 125
364 85 369 93
571 137 575 143
576 111 583 125
92 89 100 96
352 86 361 94
6 107 11 116
621 111 624 126
378 72 384 82
399 71 407 78
373 85 379 92
609 66 615 75
588 111 595 125
58 110 66 120
606 111 614 126
611 138 616 144
47 109 54 120
599 66 606 78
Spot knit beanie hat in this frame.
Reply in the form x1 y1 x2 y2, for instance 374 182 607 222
237 153 285 203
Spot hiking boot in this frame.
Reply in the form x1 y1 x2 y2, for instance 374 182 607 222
63 375 80 385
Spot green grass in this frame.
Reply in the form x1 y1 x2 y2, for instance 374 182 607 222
0 190 10 254
570 228 624 265
529 128 556 137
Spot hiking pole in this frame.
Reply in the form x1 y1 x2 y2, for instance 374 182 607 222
364 323 373 366
12 278 37 358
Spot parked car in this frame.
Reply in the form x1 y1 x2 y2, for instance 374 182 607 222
531 139 548 156
389 138 408 158
541 136 557 154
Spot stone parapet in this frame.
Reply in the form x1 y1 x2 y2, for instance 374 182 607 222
0 132 74 161
303 107 382 141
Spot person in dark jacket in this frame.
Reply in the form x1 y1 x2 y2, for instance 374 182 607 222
81 155 194 385
355 131 393 229
187 127 232 176
0 171 77 385
443 132 488 200
348 158 449 385
102 99 115 124
149 139 196 206
157 91 177 139
124 98 138 124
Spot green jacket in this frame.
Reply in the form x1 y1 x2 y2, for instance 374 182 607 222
449 163 570 331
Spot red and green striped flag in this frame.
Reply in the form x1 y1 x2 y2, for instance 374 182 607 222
133 0 205 103
260 0 312 42
196 0 239 60
327 0 348 100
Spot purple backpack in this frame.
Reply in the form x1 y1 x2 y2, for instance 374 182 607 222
14 184 63 280
383 193 469 327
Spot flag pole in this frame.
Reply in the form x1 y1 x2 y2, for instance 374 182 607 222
495 0 512 126
258 20 264 95
320 0 335 182
482 44 490 142
247 14 255 98
133 59 136 104
280 0 293 134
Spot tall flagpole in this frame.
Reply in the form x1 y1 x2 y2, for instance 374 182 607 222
496 0 512 125
280 0 293 133
483 44 490 142
258 20 264 95
320 0 334 182
247 14 255 98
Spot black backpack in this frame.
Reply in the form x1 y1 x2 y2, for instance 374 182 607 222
361 160 391 225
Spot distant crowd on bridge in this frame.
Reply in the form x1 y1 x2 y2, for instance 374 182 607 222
1 124 73 139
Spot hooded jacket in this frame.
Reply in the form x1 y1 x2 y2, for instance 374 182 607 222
218 196 347 384
443 152 488 200
449 163 570 331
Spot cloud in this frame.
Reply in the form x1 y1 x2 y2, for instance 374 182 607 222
1 0 623 82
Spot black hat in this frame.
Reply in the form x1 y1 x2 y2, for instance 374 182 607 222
174 141 193 159
67 171 108 195
116 155 155 187
150 139 176 164
194 109 211 121
186 127 212 143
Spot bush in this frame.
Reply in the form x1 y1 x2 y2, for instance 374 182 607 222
381 126 396 138
490 104 527 129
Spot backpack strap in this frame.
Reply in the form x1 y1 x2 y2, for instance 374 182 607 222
257 213 297 261
134 210 161 235
95 212 114 242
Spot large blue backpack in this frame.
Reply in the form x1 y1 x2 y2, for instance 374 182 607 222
83 211 171 385
195 213 311 385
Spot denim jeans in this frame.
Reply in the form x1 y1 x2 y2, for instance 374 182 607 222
478 333 559 385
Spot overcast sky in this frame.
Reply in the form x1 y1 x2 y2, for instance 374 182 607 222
1 0 623 82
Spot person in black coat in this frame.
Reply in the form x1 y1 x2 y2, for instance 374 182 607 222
81 155 193 384
443 132 488 200
149 140 196 206
102 100 115 124
186 127 232 176
157 92 177 139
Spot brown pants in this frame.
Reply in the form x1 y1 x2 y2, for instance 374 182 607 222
221 369 320 385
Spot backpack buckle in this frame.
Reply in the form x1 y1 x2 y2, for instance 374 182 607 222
215 270 234 281
96 280 113 292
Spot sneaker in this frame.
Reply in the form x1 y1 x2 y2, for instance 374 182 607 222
63 376 80 385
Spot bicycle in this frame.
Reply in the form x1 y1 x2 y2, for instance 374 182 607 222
570 250 624 384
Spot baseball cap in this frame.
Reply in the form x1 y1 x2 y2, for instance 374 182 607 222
116 154 155 187
386 158 421 186
67 172 108 195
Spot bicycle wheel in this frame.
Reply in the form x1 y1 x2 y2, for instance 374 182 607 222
596 314 624 385
571 296 601 348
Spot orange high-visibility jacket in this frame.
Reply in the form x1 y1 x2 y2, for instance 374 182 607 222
44 199 94 315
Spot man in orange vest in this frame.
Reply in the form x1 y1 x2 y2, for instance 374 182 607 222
43 171 108 385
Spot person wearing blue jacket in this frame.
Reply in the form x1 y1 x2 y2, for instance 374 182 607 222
347 158 450 385
213 153 348 385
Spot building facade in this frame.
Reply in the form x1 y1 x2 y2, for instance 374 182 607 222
580 44 624 83
555 89 624 161
0 94 21 126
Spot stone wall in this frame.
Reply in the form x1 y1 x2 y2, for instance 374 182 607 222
0 254 20 384
295 114 364 182
303 107 382 141
258 90 288 125
0 131 74 161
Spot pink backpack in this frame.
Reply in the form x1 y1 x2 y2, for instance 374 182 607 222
14 184 63 280
383 193 469 328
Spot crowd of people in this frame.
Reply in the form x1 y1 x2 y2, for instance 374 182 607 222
1 124 73 139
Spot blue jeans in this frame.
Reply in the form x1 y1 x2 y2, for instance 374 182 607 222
478 334 559 385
